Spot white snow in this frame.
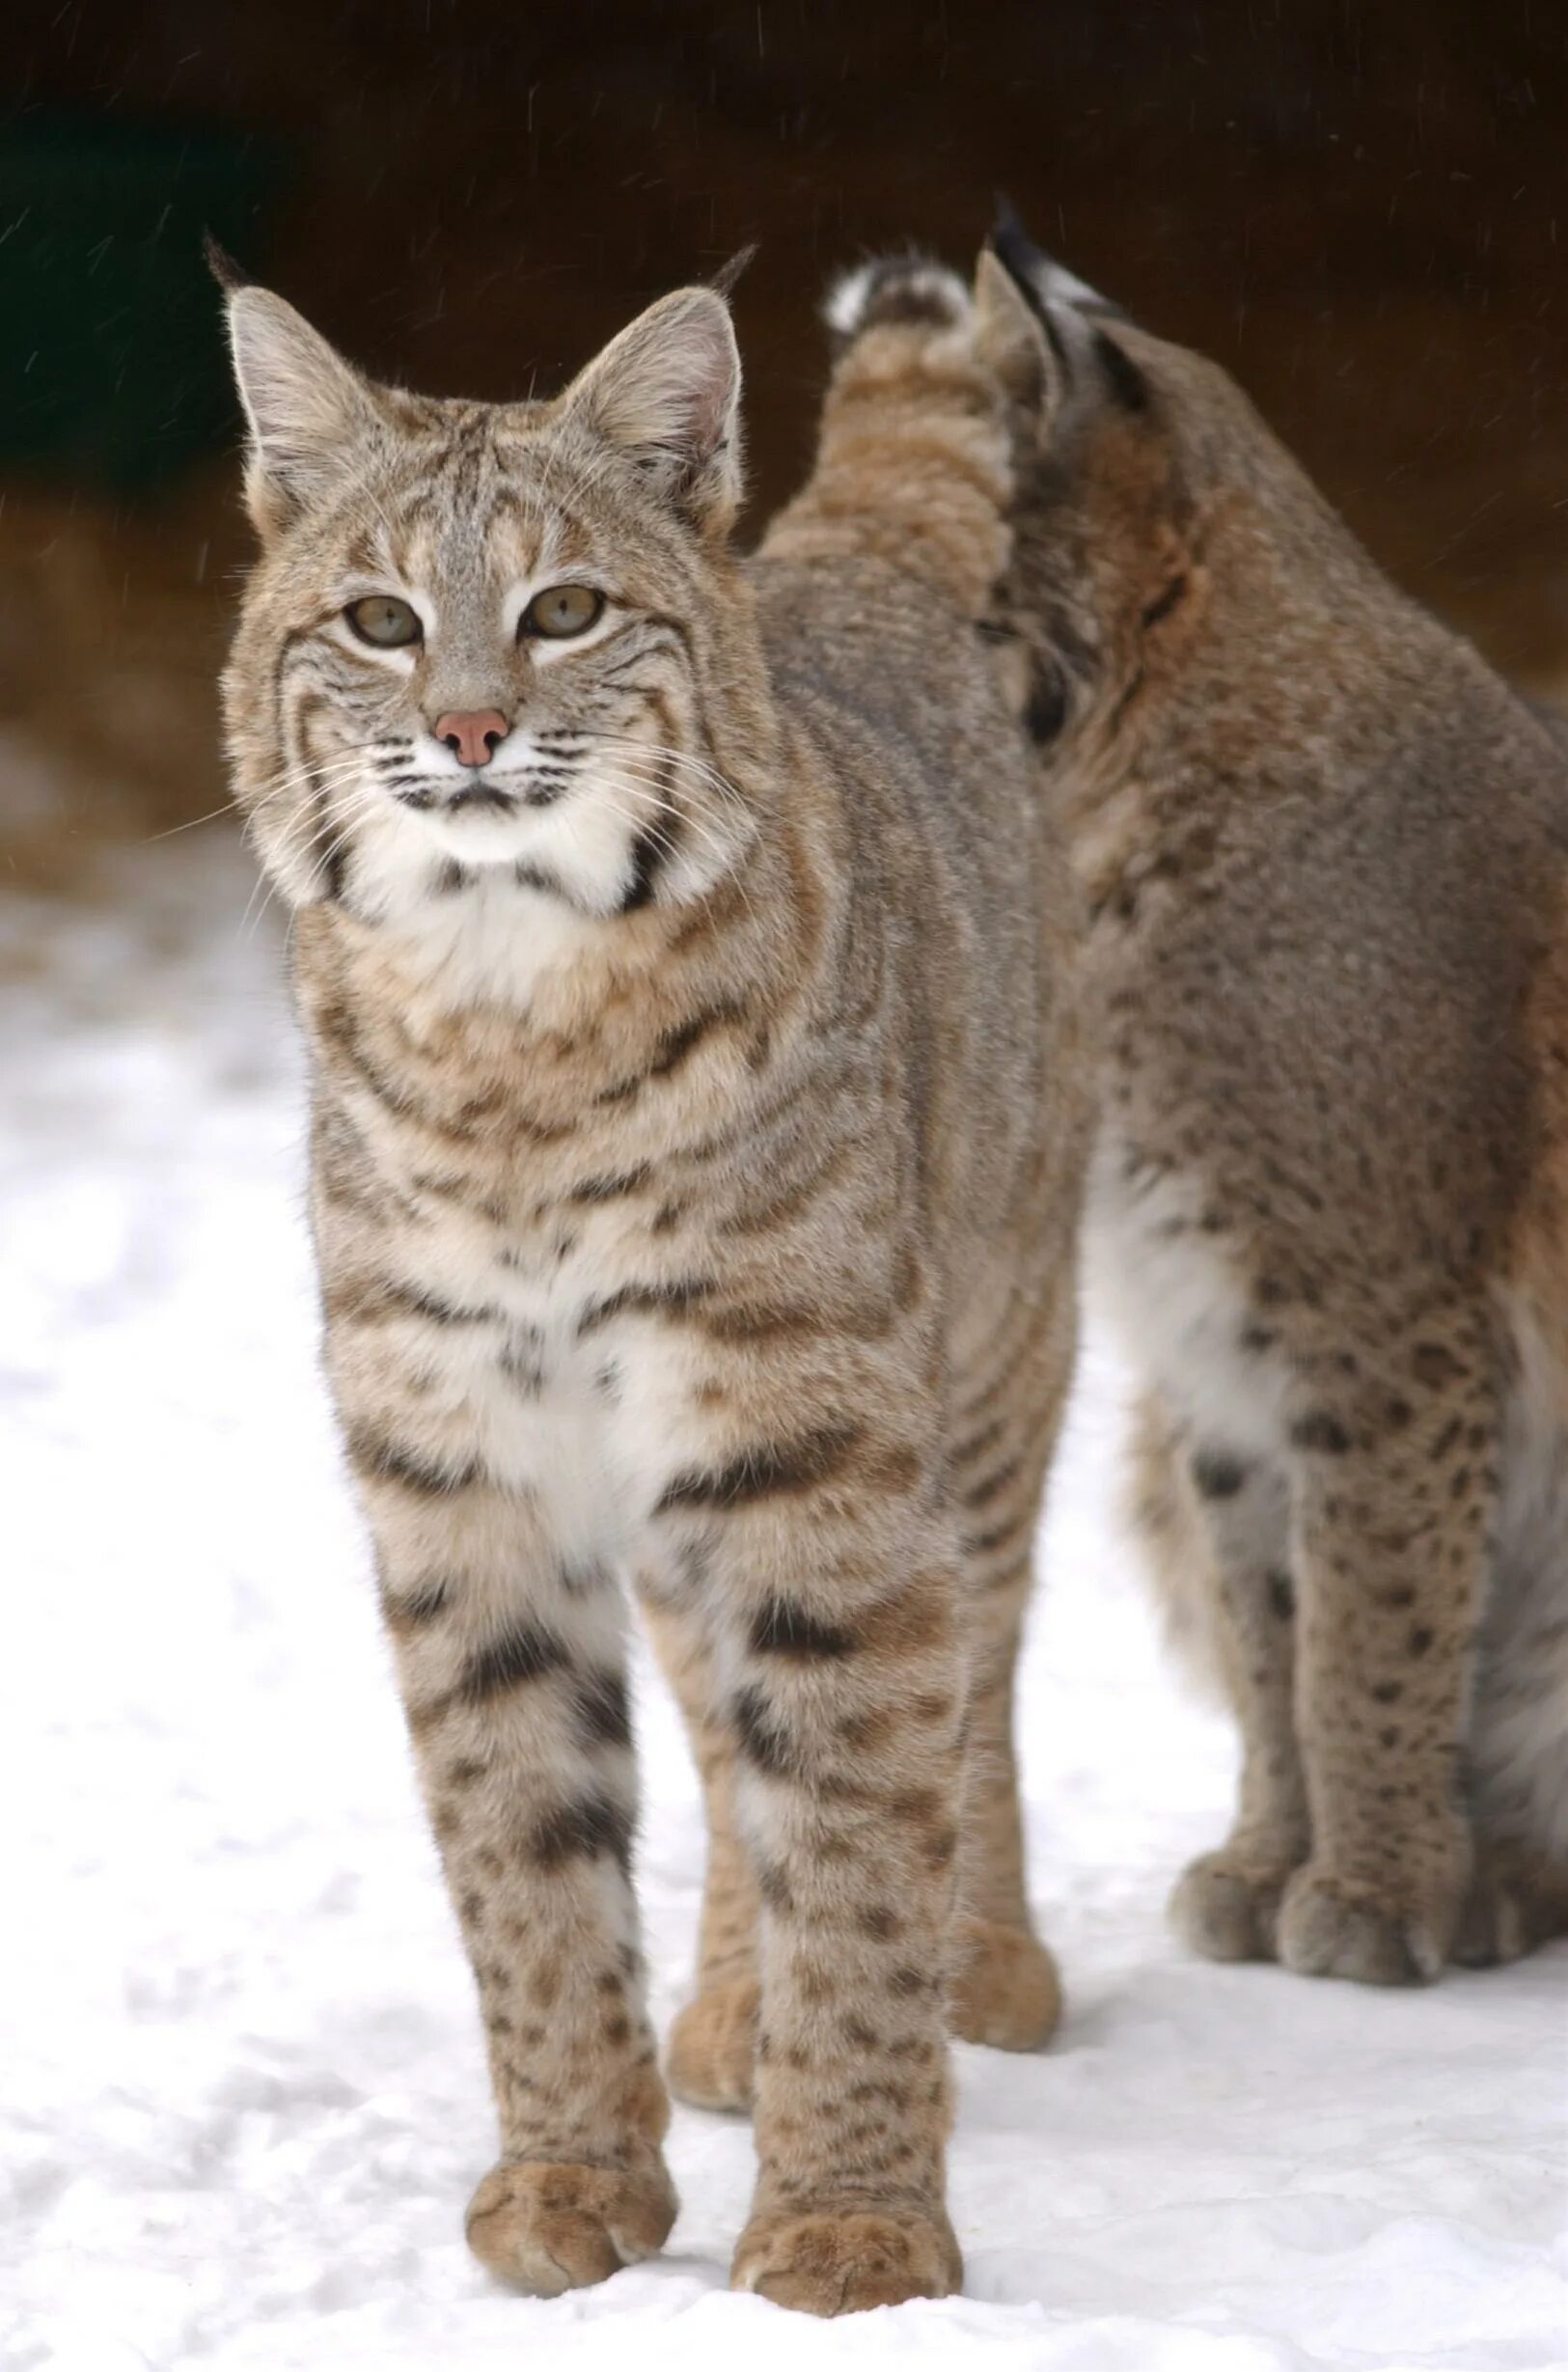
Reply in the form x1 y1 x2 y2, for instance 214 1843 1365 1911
4 838 1564 2372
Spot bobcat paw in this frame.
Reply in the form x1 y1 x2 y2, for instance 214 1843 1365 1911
1277 1864 1455 1985
949 1916 1062 2049
465 2156 676 2295
1454 1844 1568 1967
731 2202 962 2315
666 1978 758 2111
1170 1851 1294 1963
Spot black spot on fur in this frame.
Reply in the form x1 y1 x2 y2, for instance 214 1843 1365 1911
1191 1448 1248 1500
317 835 348 903
1025 665 1068 745
1141 575 1188 630
572 1669 633 1749
730 1684 795 1776
1267 1568 1296 1621
460 1619 568 1706
372 1278 496 1329
756 1860 794 1912
619 814 676 913
650 1001 747 1077
346 1427 479 1498
568 1166 651 1202
577 1276 715 1333
750 1596 859 1658
656 1420 864 1512
530 1792 633 1871
1292 1411 1351 1455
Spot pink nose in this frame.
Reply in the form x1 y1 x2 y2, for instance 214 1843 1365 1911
434 709 510 769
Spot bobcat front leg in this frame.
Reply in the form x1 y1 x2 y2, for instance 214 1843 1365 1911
342 1394 674 2292
657 1449 966 2313
1278 1338 1499 1984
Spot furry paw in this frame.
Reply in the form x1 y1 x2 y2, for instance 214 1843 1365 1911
731 2202 962 2314
465 2156 677 2295
1454 1843 1568 1968
666 1977 758 2111
1277 1863 1455 1985
1169 1850 1294 1963
949 1916 1062 2049
824 257 972 345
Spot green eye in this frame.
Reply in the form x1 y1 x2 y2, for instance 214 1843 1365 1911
522 584 604 640
344 593 422 648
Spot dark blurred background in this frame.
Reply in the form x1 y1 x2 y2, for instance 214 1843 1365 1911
4 0 1566 879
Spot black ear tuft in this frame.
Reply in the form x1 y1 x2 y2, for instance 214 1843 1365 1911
992 191 1026 245
709 243 758 300
989 199 1050 302
204 234 252 295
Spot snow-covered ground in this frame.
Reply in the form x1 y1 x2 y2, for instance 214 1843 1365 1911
4 839 1563 2372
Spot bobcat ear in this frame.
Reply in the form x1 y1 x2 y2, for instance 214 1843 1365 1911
973 247 1063 421
984 207 1146 428
223 286 379 535
559 287 743 537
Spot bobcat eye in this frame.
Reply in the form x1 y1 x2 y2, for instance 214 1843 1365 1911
521 584 604 640
344 593 422 648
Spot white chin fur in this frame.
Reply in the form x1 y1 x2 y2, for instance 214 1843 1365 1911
416 804 541 867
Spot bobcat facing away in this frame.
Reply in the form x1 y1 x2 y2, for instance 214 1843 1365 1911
218 257 1087 2312
890 227 1568 1986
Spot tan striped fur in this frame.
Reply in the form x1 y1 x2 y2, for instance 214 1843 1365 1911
219 262 1087 2313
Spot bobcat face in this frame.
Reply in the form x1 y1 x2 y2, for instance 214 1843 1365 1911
220 280 756 923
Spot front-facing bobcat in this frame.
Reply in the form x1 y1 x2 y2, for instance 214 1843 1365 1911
217 258 1086 2313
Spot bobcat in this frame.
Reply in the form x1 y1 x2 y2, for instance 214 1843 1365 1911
890 224 1568 1989
216 254 1087 2313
